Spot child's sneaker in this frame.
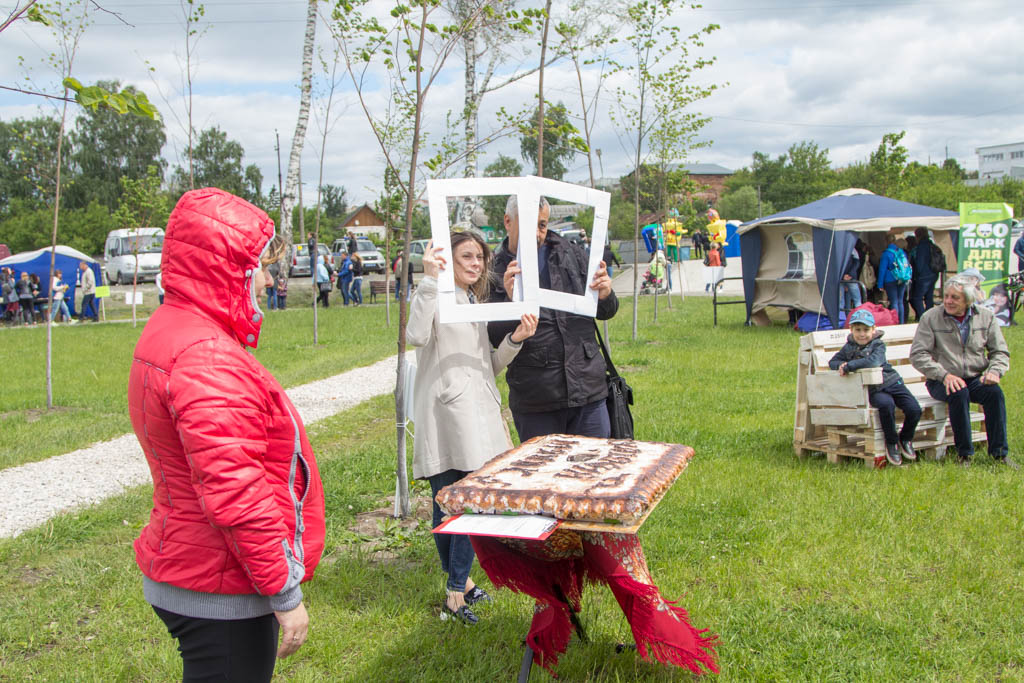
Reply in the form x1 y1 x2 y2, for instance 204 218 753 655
885 442 902 466
899 440 917 461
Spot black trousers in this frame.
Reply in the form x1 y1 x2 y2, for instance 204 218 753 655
869 382 921 445
153 606 279 683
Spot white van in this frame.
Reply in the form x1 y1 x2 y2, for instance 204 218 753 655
104 227 165 285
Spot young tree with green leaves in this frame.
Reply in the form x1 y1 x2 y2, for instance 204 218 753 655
332 0 498 517
518 101 586 180
112 165 170 327
610 0 719 339
868 131 908 198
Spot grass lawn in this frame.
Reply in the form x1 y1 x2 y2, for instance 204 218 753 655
1 296 1023 680
0 299 400 471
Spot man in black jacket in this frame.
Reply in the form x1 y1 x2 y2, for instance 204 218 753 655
488 195 617 441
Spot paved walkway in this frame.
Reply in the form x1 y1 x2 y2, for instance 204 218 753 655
0 355 399 538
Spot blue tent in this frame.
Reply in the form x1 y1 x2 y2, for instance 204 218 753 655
0 246 102 316
736 189 958 329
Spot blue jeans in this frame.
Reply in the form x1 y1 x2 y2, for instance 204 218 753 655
350 277 362 304
339 276 352 305
869 382 921 445
428 469 475 593
841 280 862 311
910 273 937 320
265 287 277 310
926 376 1008 459
49 299 71 321
883 281 907 324
513 399 611 442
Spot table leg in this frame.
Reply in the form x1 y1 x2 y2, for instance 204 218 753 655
517 644 534 683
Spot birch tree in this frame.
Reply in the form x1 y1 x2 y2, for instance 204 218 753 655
332 0 499 517
279 0 318 245
610 0 719 340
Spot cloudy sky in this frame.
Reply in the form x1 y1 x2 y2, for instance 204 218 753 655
2 0 1022 207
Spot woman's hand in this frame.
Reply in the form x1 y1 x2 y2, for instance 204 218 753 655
275 602 309 658
510 313 538 343
503 260 521 299
422 240 446 279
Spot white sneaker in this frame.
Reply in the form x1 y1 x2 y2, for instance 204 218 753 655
69 318 79 324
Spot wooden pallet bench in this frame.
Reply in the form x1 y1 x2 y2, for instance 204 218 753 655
369 279 397 302
794 323 986 468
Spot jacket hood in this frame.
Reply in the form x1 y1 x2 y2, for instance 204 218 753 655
162 188 274 348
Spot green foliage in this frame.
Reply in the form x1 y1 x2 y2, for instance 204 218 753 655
716 184 774 222
479 154 522 225
319 184 348 219
867 131 908 198
0 116 67 214
62 78 160 120
619 163 693 215
112 166 169 231
519 101 587 181
0 199 110 255
65 81 167 212
607 192 639 240
170 127 248 201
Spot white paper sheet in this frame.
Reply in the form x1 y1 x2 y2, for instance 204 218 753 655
433 513 560 540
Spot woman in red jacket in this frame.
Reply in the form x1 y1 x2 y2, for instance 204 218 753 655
128 188 326 682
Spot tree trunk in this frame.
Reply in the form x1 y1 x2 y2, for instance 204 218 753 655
45 90 71 410
462 19 478 178
280 0 317 246
536 0 552 177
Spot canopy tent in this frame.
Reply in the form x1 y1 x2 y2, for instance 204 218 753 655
737 189 959 328
0 246 102 316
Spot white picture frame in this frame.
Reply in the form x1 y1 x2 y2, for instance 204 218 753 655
426 176 611 322
427 177 540 323
524 175 610 317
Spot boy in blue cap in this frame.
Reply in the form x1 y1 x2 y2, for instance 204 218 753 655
829 309 922 466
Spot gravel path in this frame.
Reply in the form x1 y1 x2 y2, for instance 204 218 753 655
0 355 399 539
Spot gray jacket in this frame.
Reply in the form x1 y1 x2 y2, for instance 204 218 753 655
910 304 1009 381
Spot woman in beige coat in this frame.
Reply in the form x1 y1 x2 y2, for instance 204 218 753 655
407 231 537 625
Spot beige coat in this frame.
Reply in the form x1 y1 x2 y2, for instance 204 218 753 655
910 303 1009 381
407 276 521 480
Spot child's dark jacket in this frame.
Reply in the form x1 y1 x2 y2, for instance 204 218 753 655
828 330 902 394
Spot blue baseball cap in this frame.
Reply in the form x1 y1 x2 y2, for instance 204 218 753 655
849 309 875 327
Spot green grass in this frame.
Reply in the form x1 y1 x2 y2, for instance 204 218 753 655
1 296 1023 680
0 302 399 470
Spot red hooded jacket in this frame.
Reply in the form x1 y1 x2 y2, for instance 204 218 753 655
129 188 325 609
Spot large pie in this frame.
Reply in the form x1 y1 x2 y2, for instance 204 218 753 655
436 434 694 523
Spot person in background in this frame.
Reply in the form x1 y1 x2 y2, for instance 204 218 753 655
602 241 621 280
16 272 34 325
488 195 617 441
393 250 413 302
29 273 43 320
49 269 76 324
276 273 288 310
408 233 536 625
878 235 911 324
841 244 861 312
155 270 165 305
909 227 939 320
78 261 98 322
829 309 921 466
315 253 331 307
1014 229 1024 274
2 268 17 324
129 189 325 682
337 250 353 306
349 252 364 306
265 260 280 310
347 230 357 257
910 274 1014 468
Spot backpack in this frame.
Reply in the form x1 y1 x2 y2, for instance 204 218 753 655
929 242 946 275
889 248 912 284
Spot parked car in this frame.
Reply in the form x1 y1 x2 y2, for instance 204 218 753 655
289 243 331 278
552 225 586 245
104 227 164 284
332 237 385 273
407 239 430 273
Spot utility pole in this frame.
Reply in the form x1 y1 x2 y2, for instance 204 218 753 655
275 130 284 212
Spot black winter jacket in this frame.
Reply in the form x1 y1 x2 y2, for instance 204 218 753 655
488 231 618 413
827 330 901 393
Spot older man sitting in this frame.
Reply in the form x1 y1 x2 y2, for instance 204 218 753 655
910 274 1015 468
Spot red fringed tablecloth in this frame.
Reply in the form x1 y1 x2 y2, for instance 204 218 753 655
470 529 719 675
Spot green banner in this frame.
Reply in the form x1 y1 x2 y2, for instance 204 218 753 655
957 202 1013 297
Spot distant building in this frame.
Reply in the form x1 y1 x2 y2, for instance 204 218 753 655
671 162 734 205
975 142 1024 184
341 204 386 239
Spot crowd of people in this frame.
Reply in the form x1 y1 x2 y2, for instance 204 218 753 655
1 263 100 326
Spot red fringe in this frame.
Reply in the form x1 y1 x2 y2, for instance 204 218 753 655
470 534 719 675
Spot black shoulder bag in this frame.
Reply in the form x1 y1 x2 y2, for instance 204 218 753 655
594 323 634 439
